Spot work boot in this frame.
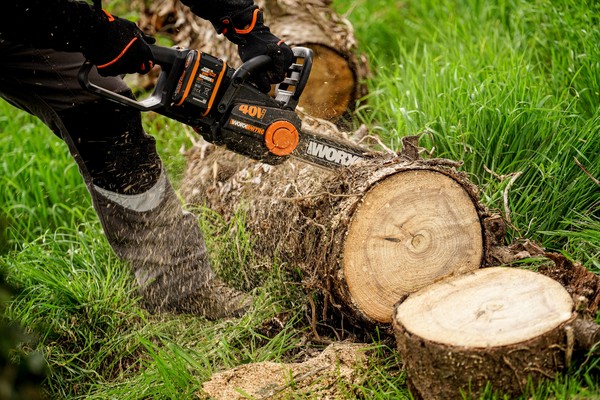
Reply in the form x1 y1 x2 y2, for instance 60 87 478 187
160 278 253 319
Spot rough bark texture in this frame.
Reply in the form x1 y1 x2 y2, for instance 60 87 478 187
392 267 580 400
137 0 370 121
180 126 504 331
540 252 600 320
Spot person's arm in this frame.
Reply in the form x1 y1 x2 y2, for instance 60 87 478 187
0 0 101 52
0 0 155 77
179 0 254 26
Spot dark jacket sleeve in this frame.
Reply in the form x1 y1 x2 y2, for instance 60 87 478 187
178 0 254 24
0 0 256 52
0 0 101 52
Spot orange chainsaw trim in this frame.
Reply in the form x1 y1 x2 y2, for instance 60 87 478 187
174 53 200 107
264 121 299 156
202 59 227 117
173 53 227 117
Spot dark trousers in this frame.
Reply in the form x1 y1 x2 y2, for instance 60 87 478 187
0 41 215 310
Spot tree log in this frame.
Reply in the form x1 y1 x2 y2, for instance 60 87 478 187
137 0 370 121
392 267 591 399
181 130 503 329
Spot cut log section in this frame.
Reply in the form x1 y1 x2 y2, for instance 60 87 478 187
343 169 483 323
181 132 502 329
392 267 577 399
137 0 370 121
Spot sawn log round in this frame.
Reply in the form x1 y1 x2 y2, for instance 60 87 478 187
393 267 576 399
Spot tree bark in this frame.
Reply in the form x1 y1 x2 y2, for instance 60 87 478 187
180 131 503 329
137 0 370 121
392 267 596 400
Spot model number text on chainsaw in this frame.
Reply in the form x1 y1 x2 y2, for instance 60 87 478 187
237 104 267 119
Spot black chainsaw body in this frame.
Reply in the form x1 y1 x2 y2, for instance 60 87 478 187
79 44 370 169
79 44 311 165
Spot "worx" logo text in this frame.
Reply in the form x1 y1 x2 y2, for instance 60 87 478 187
305 141 361 166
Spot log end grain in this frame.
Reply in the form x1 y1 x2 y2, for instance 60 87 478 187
393 267 576 399
343 169 484 324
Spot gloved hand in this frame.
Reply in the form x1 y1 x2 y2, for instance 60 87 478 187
215 6 293 92
82 10 155 77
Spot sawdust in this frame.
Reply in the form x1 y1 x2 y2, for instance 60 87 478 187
199 342 368 400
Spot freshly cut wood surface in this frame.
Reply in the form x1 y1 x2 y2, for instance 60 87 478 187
295 45 356 120
393 267 576 399
395 267 574 347
344 170 483 323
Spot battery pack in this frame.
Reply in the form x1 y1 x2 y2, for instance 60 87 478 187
171 50 227 117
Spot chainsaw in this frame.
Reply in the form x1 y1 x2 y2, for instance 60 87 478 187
78 44 371 169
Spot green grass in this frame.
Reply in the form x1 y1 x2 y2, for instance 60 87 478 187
336 0 600 265
1 0 599 398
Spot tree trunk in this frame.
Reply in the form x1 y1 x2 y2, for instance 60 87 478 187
180 131 504 329
391 267 595 400
137 0 370 121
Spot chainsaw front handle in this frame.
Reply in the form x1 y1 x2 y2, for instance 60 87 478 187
78 62 169 112
275 47 313 110
231 55 272 85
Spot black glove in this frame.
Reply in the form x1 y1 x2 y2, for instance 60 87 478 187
215 6 294 92
82 10 155 77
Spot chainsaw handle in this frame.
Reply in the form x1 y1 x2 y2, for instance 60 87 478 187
232 47 313 100
79 44 313 114
78 44 270 111
275 47 313 110
78 61 167 111
77 45 185 111
218 47 313 112
149 44 179 66
231 55 272 84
